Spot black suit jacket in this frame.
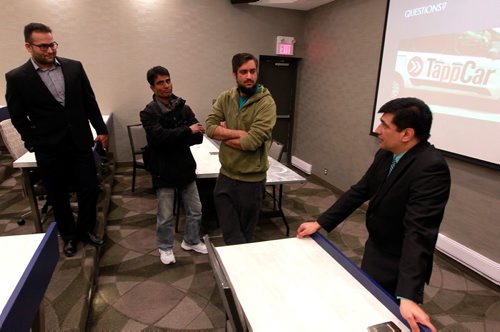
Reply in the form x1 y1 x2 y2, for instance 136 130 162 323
5 57 107 153
318 141 450 302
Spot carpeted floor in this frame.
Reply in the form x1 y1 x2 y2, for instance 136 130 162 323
1 156 499 331
87 166 500 332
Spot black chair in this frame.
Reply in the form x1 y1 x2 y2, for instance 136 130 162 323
0 118 27 161
266 140 284 210
269 140 284 162
126 124 147 192
0 119 51 225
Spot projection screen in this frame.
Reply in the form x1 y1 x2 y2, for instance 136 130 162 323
372 0 500 167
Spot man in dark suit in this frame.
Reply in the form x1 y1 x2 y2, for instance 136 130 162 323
5 22 108 257
297 97 450 332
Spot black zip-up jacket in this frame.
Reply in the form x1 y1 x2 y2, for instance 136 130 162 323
140 95 202 188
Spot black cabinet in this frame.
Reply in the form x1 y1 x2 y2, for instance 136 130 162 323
258 55 300 165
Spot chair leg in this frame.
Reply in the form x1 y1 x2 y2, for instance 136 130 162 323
272 185 277 210
17 199 51 226
131 166 136 192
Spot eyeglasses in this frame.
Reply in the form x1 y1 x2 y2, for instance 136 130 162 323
30 41 58 51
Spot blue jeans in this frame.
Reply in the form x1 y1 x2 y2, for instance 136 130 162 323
156 181 202 250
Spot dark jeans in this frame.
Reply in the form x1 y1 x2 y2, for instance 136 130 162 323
214 173 265 245
35 145 98 242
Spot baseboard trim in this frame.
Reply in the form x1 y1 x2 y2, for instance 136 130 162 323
291 156 312 174
436 234 500 285
116 161 133 167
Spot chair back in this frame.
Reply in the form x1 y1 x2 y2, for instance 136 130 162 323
0 119 28 160
126 124 147 165
269 140 284 162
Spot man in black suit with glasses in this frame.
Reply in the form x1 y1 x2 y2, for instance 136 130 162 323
5 22 108 257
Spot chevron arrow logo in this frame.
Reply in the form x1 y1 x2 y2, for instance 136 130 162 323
407 56 424 77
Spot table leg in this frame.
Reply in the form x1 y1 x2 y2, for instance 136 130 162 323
277 184 290 237
21 169 43 233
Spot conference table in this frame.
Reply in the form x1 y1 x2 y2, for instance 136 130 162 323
0 223 59 332
190 137 305 236
207 232 425 332
12 115 111 233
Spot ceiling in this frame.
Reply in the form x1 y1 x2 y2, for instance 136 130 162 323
249 0 335 11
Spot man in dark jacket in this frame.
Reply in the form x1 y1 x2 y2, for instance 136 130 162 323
297 98 450 332
5 23 108 257
140 66 207 265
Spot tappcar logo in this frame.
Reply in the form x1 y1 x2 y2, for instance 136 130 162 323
407 57 424 77
403 54 496 85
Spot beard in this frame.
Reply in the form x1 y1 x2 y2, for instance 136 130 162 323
33 53 55 66
237 81 257 96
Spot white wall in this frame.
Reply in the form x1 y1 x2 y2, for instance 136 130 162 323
0 0 305 161
293 0 500 269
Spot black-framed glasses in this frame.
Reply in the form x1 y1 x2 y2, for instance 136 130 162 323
30 41 58 51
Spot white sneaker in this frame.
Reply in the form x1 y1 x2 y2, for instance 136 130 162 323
159 249 176 265
181 240 208 254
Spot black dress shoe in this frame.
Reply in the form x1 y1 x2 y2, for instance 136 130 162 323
80 232 104 246
63 240 78 257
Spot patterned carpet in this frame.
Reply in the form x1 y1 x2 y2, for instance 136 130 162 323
0 156 499 331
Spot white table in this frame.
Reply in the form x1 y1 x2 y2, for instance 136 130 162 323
13 115 111 232
190 137 305 235
0 223 59 332
13 114 111 168
191 137 304 184
209 233 412 332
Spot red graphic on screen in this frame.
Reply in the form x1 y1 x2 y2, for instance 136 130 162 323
408 57 424 77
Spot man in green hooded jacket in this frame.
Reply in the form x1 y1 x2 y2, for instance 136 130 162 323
206 53 276 245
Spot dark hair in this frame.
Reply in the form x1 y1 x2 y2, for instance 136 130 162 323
24 23 52 43
146 66 170 85
377 97 433 141
231 53 258 74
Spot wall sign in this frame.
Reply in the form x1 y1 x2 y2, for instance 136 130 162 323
276 36 295 56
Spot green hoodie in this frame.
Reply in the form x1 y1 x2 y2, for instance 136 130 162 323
206 84 276 182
